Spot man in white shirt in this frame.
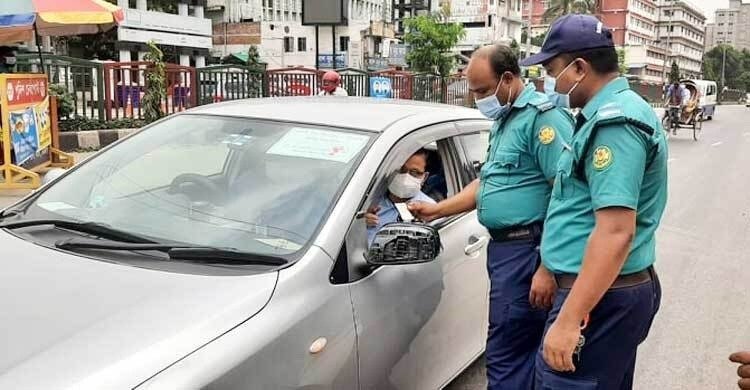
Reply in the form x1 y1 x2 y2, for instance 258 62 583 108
319 71 349 96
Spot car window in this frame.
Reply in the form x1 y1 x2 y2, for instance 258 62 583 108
459 131 490 180
24 115 373 258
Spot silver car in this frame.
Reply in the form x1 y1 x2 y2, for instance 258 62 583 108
0 97 493 389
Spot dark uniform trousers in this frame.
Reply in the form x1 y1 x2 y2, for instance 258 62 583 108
535 268 662 389
485 225 549 390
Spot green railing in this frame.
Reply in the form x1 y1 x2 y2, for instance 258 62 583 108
17 54 105 121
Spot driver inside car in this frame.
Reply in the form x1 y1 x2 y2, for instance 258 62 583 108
365 149 436 246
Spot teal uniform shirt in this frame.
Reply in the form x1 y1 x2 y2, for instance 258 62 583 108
541 77 669 275
476 84 574 230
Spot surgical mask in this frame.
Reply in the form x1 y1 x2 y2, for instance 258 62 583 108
545 60 582 109
475 82 512 120
388 172 423 199
4 56 16 66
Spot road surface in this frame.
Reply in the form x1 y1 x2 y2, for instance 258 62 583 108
448 105 750 390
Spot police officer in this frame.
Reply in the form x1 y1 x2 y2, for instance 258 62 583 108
520 14 668 388
409 44 573 389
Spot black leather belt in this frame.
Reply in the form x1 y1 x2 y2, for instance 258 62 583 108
488 222 543 242
555 266 655 290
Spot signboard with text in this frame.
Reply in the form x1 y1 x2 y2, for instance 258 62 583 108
317 53 347 69
3 76 51 166
0 74 74 190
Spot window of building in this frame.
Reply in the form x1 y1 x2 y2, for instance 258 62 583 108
340 36 350 52
284 36 294 52
298 37 307 52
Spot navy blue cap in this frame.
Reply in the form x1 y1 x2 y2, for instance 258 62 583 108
520 14 615 66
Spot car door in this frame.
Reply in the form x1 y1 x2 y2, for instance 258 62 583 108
344 123 490 390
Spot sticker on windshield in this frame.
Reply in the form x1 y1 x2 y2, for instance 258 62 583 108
37 202 77 212
222 134 254 147
256 238 303 252
266 128 369 163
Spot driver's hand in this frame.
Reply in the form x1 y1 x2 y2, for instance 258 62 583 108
365 205 381 227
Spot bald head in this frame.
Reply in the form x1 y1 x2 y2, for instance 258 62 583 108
467 44 523 104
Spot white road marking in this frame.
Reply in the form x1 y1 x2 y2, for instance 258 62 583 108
711 142 723 147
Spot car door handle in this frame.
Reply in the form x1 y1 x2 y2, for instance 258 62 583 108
464 235 490 255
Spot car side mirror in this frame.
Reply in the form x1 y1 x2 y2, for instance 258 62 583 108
365 223 442 266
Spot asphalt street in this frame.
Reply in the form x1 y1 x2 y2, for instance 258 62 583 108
447 105 750 390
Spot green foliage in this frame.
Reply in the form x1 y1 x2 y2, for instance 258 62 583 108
510 39 520 58
142 41 167 124
703 45 747 90
543 0 598 23
669 61 681 84
59 117 145 132
246 45 266 71
617 49 628 75
402 14 465 76
48 84 75 119
521 31 548 47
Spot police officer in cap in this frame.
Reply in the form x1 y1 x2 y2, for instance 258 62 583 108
410 44 573 389
520 14 667 388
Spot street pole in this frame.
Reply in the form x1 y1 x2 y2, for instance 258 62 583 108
720 17 729 103
661 5 674 84
524 0 532 59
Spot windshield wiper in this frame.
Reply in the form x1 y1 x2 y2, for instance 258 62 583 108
55 238 287 266
0 219 157 244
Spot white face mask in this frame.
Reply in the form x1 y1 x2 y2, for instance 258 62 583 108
388 172 423 199
4 56 16 66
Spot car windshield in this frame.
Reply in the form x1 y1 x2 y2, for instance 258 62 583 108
15 114 372 257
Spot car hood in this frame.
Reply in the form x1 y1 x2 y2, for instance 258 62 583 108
0 231 278 389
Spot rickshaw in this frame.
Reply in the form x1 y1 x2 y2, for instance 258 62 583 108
662 80 703 141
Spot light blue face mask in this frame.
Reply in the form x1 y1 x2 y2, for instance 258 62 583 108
544 60 580 109
475 82 512 120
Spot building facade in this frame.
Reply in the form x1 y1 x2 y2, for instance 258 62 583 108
711 0 750 51
206 0 402 70
655 0 705 80
115 0 213 67
704 22 715 52
521 0 706 83
448 0 524 56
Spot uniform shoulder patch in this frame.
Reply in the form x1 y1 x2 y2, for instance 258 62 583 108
592 145 613 170
538 126 556 145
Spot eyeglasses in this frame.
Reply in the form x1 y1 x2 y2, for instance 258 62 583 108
398 167 428 179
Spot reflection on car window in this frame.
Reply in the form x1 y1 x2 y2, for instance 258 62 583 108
28 115 372 257
460 131 490 178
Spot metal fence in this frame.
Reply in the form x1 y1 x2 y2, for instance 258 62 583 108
197 65 265 105
103 61 197 120
17 54 105 120
721 88 745 103
17 57 708 124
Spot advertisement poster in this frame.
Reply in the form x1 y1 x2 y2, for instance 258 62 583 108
2 76 50 167
370 77 393 99
34 98 51 150
9 107 39 165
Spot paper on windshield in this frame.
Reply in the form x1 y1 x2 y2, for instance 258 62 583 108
266 128 369 163
38 202 77 212
256 238 303 252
